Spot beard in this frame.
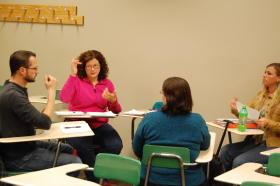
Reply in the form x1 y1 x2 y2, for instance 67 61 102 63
24 74 36 82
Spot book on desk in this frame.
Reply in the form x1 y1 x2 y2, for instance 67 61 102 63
213 119 257 129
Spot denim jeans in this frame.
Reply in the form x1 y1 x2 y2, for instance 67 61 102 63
66 124 123 183
139 177 206 186
220 138 276 171
3 141 82 177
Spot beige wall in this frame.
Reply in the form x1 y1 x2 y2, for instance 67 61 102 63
1 0 280 158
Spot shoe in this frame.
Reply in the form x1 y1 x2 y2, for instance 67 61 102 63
103 182 116 186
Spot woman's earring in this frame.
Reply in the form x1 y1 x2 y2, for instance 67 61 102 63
277 82 279 88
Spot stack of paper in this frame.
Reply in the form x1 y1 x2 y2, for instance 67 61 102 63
120 109 147 116
87 111 117 118
55 111 84 116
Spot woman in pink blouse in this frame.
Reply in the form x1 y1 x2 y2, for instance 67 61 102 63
60 50 122 183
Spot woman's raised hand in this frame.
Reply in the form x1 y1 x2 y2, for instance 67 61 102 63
102 88 117 104
229 96 238 112
71 57 82 76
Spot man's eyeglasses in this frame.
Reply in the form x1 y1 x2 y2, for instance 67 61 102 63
25 67 38 71
86 65 100 70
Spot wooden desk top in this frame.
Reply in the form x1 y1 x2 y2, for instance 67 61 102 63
206 122 264 135
29 95 63 104
214 162 280 184
261 147 280 156
196 132 216 163
0 163 97 186
0 121 94 143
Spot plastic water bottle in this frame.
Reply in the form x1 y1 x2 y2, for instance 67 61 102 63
238 105 248 132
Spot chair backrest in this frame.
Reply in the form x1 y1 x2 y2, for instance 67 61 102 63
152 102 164 110
241 181 280 186
55 89 61 100
94 153 141 185
267 152 280 176
142 144 191 169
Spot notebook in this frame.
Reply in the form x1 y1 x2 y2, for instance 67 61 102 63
87 111 117 118
120 109 147 116
55 111 84 116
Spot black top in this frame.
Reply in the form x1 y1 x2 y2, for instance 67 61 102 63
0 80 51 161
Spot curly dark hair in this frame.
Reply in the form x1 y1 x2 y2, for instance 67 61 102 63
76 50 109 80
161 77 193 115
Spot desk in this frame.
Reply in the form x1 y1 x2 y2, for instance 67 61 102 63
196 132 216 163
0 121 94 167
197 132 216 180
214 162 280 185
261 148 280 156
119 110 149 140
0 163 97 186
206 122 264 155
29 95 63 104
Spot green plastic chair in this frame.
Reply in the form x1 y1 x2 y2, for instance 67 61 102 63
241 181 280 186
94 153 141 186
266 152 280 176
142 144 198 186
0 85 3 92
55 89 61 100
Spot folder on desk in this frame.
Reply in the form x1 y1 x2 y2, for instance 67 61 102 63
55 111 84 116
87 111 117 118
120 109 147 116
213 119 257 129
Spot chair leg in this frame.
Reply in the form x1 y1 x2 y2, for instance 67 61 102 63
99 178 104 185
144 155 153 186
52 142 61 167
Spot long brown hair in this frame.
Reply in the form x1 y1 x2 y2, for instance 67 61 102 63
253 63 280 115
161 77 193 115
76 50 109 81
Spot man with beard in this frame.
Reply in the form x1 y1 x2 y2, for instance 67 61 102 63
0 50 82 177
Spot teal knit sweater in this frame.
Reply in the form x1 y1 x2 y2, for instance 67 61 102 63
132 111 210 186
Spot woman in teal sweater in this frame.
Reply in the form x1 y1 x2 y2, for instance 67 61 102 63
132 77 210 186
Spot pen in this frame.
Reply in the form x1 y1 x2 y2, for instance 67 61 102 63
64 126 81 129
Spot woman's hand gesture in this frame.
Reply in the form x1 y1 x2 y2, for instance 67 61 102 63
102 88 117 104
71 57 82 76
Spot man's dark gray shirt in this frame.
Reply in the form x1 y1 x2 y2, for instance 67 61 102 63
0 80 51 161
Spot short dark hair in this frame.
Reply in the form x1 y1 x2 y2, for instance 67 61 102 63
10 50 36 76
77 50 109 80
161 77 193 115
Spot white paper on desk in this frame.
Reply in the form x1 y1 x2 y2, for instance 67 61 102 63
236 101 260 120
55 111 84 116
87 111 117 117
60 123 91 133
120 109 146 116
